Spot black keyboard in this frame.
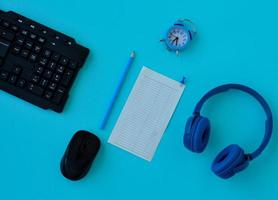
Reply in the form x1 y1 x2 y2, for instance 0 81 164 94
0 10 89 112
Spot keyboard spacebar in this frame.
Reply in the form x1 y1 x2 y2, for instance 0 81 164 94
0 38 10 58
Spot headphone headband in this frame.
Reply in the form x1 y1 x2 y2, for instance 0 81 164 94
193 84 273 160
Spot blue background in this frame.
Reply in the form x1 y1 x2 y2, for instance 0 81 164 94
0 0 277 199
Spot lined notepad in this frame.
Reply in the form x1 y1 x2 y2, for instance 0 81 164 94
108 67 185 161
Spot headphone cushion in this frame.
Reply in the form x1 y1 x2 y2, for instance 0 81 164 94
184 116 196 150
184 116 210 153
211 144 248 179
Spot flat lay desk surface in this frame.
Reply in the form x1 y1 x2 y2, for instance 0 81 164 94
1 0 278 199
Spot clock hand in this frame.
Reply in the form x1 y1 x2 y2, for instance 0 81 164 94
175 37 179 45
170 33 175 37
170 33 176 40
172 37 178 44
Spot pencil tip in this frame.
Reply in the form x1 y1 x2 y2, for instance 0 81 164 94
130 51 136 58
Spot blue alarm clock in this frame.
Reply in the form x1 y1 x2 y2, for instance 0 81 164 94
161 19 197 55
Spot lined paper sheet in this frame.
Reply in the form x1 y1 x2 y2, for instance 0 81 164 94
108 66 185 161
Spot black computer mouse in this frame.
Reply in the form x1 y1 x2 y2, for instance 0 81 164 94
60 130 101 181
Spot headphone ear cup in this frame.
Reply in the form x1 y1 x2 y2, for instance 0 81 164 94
192 117 210 153
184 116 210 153
184 116 196 150
211 145 249 179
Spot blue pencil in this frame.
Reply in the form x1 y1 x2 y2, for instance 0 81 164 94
100 51 136 129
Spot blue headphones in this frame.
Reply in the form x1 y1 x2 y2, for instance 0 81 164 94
184 84 273 179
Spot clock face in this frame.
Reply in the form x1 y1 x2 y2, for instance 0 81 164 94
167 28 189 49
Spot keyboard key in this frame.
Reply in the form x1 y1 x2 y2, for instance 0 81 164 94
31 74 40 83
0 28 15 41
11 25 18 32
38 37 45 43
12 45 21 55
61 79 71 87
47 61 56 70
42 29 48 35
35 64 44 75
54 35 60 40
69 61 78 69
8 74 18 84
29 24 36 30
66 40 73 46
56 65 65 74
13 66 22 74
29 33 37 40
43 49 51 58
59 57 69 65
39 57 48 66
2 21 10 28
16 36 25 45
63 69 73 80
52 73 61 82
48 82 57 90
44 90 53 100
51 53 60 62
50 41 56 46
52 87 65 104
17 78 26 88
57 86 66 93
27 83 44 96
29 53 38 62
61 77 72 86
52 93 63 104
0 70 9 80
27 83 34 90
25 41 33 49
21 30 28 36
34 45 42 53
40 79 48 88
43 70 52 79
0 38 10 58
20 49 29 58
17 18 23 23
